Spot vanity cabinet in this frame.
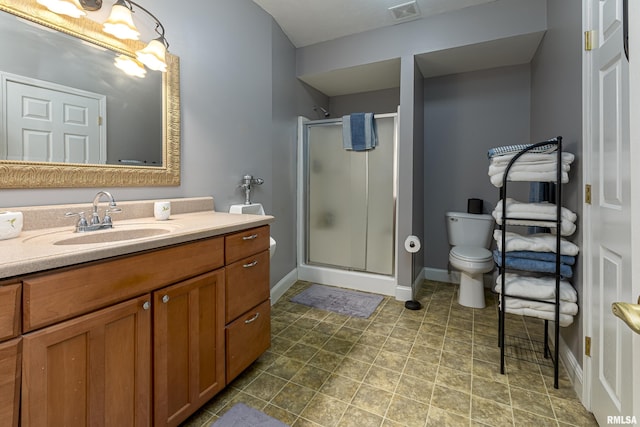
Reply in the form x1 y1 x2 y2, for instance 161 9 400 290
153 269 225 427
0 282 21 427
224 226 271 383
21 295 152 427
12 224 271 427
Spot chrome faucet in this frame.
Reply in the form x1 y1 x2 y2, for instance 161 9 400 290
240 175 264 205
66 191 122 232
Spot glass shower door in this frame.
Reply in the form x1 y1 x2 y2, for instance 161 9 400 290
305 116 395 275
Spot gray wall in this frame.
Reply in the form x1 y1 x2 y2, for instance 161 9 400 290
0 0 300 290
412 61 425 282
329 88 400 117
530 0 583 364
270 21 298 285
423 64 532 270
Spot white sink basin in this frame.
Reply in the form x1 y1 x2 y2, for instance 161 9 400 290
54 228 170 245
23 222 182 246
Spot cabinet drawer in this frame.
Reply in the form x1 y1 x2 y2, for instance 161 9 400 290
225 226 270 264
225 250 269 323
225 300 270 383
23 237 224 332
0 283 21 341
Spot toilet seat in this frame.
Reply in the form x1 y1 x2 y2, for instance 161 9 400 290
450 246 492 263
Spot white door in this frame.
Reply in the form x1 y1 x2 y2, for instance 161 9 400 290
587 0 636 422
627 0 640 419
1 74 105 163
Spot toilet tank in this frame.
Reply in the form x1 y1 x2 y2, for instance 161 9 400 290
445 211 495 248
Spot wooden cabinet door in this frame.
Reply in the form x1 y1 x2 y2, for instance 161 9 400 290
21 295 152 427
153 269 225 427
0 337 21 427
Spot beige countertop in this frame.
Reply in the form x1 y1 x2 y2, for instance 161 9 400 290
0 197 274 280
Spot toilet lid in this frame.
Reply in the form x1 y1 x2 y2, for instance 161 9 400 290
451 246 492 262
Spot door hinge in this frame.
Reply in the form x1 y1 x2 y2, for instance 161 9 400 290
585 30 595 51
98 116 103 126
585 184 592 204
585 336 591 357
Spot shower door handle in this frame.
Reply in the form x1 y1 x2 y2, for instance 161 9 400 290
623 0 629 61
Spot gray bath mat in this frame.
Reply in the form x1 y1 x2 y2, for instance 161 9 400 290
211 403 289 427
291 284 384 318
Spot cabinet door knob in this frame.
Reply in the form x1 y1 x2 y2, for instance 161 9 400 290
243 260 258 268
245 312 260 324
242 234 258 240
162 295 170 304
142 301 150 310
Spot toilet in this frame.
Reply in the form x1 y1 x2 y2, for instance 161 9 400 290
445 211 495 308
229 203 277 258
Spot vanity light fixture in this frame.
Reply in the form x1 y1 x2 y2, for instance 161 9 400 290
37 0 170 73
114 54 147 78
36 0 87 18
102 0 140 40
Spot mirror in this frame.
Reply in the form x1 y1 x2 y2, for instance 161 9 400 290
0 0 180 187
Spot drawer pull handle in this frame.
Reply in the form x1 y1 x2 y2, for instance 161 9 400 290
242 234 258 241
162 295 170 304
143 301 150 310
243 260 258 268
245 312 260 324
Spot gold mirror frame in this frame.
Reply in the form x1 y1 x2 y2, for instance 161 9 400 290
0 0 180 188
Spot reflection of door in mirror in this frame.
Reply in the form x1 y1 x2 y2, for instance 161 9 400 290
0 10 162 166
2 72 106 163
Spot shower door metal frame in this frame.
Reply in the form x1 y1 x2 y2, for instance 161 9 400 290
301 113 398 276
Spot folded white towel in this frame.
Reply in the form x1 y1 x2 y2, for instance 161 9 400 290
493 230 580 256
495 274 577 302
493 199 577 236
493 198 577 222
504 307 574 327
488 162 570 176
490 170 569 187
503 296 578 315
489 152 575 166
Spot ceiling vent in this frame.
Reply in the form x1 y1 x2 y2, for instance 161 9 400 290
388 1 421 22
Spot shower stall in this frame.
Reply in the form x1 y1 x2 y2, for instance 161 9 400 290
297 113 398 295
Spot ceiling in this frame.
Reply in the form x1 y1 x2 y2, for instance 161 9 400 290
251 0 498 48
252 0 544 97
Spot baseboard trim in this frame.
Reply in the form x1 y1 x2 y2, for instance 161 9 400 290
548 323 584 401
270 268 298 304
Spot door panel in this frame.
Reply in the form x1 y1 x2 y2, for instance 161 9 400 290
3 75 105 163
589 0 634 421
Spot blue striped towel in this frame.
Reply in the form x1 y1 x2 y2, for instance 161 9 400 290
487 141 558 159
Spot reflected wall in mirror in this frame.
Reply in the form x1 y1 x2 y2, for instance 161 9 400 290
0 0 180 187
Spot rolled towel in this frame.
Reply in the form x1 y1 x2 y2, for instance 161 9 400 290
493 230 579 256
493 251 573 278
503 307 574 327
494 273 577 302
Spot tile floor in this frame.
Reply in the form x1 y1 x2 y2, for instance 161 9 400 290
181 280 598 427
